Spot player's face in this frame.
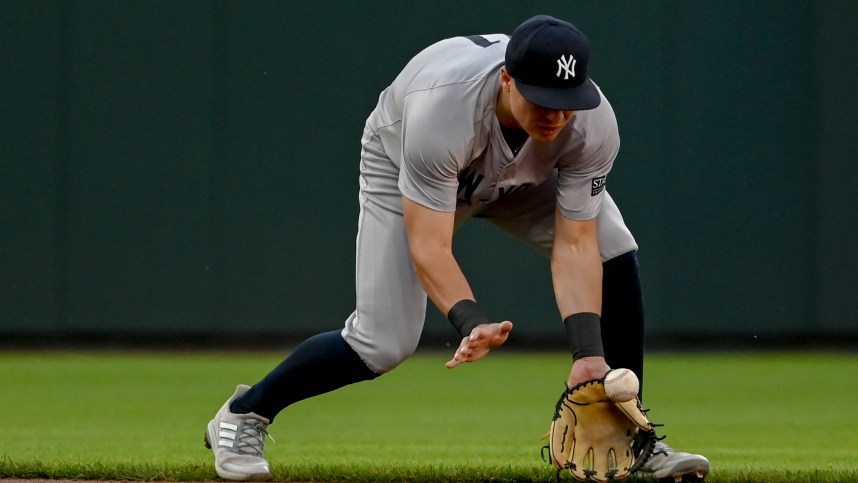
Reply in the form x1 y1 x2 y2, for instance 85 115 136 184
508 80 575 143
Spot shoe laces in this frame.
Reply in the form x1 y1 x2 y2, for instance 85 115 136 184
234 418 273 457
653 440 677 457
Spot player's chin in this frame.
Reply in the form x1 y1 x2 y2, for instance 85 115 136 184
531 131 560 143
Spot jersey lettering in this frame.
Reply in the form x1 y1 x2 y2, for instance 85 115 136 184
457 166 485 205
497 183 533 201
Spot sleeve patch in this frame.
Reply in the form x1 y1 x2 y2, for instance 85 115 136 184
591 176 607 196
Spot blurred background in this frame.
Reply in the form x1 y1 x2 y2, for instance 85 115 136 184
2 0 856 351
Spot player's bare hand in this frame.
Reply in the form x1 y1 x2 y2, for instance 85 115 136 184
567 356 610 387
445 321 513 368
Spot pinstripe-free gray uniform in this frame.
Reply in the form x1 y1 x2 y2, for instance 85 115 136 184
342 34 637 373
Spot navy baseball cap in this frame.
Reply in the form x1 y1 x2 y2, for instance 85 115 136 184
505 15 601 111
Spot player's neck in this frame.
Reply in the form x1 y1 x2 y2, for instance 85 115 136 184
495 87 520 129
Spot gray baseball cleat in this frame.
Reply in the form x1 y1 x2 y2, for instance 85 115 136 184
204 384 272 481
636 440 710 482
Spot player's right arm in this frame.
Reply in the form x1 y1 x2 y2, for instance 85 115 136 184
397 85 478 316
402 196 513 368
401 195 472 315
396 78 514 367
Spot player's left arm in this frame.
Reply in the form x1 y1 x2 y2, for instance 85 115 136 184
553 103 618 386
551 210 601 317
551 208 610 386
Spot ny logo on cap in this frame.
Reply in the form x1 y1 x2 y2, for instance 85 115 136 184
556 54 577 80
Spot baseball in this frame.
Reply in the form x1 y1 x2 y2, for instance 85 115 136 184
604 368 639 403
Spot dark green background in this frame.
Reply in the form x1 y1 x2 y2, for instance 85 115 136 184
2 1 856 347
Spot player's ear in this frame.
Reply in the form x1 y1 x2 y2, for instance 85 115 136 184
500 67 512 91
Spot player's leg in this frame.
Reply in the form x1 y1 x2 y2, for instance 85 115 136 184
227 330 379 420
206 331 379 479
593 194 645 392
205 130 427 481
228 191 425 420
340 189 428 374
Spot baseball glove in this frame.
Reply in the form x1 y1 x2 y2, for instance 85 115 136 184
545 379 658 482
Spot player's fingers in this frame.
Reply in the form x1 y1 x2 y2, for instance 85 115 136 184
445 338 469 368
469 321 511 342
447 324 510 367
446 351 469 367
487 321 513 347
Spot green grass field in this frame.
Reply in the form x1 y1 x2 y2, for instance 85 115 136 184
1 349 856 482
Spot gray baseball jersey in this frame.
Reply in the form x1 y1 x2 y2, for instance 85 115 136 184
343 34 637 373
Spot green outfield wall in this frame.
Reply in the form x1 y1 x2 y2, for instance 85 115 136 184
2 1 856 345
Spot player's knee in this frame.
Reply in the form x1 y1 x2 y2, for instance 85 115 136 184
371 345 418 373
354 339 418 374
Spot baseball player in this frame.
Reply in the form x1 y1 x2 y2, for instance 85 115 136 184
204 15 709 482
